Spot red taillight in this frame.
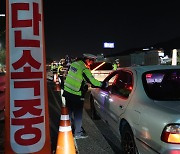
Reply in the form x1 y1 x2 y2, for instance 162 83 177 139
161 124 180 144
146 73 152 78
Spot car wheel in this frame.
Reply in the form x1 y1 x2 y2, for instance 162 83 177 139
121 124 138 154
90 95 100 120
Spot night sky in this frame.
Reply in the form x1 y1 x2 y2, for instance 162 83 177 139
1 2 180 60
44 3 180 60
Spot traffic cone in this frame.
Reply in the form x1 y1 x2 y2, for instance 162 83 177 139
61 89 66 107
54 77 61 91
55 107 76 154
54 73 57 83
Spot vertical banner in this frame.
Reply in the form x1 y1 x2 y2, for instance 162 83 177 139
5 0 51 153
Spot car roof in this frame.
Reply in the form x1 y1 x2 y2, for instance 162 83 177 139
118 65 180 73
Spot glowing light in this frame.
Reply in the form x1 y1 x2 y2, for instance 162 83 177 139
172 49 177 66
168 134 180 143
104 42 114 48
146 74 152 78
91 62 105 72
162 124 180 144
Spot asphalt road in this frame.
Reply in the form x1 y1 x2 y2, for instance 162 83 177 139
0 79 123 154
83 91 122 154
48 80 116 153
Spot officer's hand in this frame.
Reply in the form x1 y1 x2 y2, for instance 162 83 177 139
101 81 108 89
83 84 88 92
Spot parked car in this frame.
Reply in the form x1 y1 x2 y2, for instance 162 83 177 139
90 61 113 81
89 65 180 154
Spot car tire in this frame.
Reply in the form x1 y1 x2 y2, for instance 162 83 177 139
121 123 138 154
90 95 100 120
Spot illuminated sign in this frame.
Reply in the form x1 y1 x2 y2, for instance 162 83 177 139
103 42 114 48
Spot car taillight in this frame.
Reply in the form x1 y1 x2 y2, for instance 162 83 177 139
161 124 180 144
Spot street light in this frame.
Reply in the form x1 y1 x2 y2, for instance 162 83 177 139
172 49 177 66
0 13 6 49
0 14 5 17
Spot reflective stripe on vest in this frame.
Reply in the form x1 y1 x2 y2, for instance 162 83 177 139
64 82 80 91
64 61 86 92
66 74 82 82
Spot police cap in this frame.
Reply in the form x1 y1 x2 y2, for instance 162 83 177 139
83 53 97 60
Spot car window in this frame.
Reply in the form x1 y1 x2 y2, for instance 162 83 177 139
106 74 118 86
142 69 180 100
90 62 113 70
111 70 133 98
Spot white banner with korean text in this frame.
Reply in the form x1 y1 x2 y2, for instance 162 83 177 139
5 0 51 153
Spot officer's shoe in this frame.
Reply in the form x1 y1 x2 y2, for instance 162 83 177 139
74 132 88 139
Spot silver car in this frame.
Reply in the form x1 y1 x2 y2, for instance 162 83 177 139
89 65 180 154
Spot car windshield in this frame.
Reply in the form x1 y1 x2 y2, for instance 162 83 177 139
142 69 180 101
90 62 113 70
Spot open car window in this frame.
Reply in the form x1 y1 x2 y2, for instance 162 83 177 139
104 70 133 98
111 70 133 98
104 71 118 85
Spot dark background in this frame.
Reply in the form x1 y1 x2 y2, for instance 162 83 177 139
1 1 180 60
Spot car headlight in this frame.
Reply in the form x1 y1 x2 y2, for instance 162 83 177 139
161 124 180 144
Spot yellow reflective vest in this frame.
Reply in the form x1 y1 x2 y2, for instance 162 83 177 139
64 60 102 96
57 65 63 76
113 63 117 70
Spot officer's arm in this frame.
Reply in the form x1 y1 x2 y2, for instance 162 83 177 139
83 68 102 87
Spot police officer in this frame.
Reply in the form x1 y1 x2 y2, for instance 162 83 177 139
63 53 105 139
57 63 64 88
113 62 118 70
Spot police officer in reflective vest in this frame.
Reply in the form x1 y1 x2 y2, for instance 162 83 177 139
113 62 118 70
63 53 104 139
57 63 64 87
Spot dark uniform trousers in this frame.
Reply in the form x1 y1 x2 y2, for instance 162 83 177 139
63 91 84 136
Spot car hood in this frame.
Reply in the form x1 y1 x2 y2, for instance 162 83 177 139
154 100 180 113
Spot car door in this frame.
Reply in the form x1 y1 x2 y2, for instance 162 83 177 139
104 70 133 132
93 71 118 120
